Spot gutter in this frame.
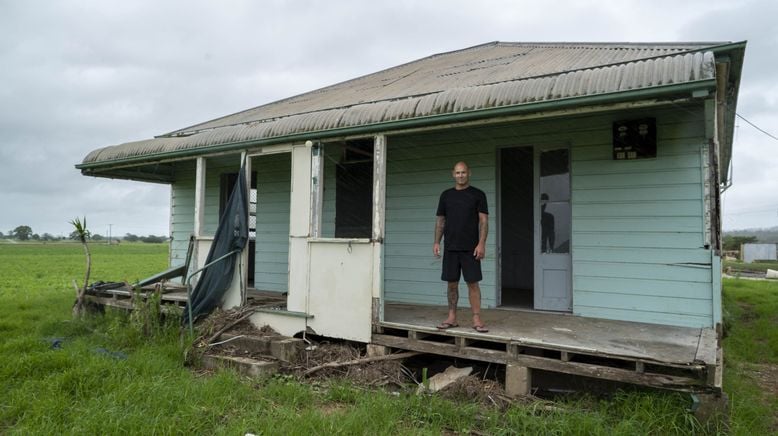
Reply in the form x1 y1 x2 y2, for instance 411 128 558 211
77 78 717 172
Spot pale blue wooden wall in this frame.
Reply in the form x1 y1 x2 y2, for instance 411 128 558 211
253 153 291 292
169 156 241 268
570 108 712 328
170 160 195 268
170 154 291 292
383 104 715 328
384 131 498 307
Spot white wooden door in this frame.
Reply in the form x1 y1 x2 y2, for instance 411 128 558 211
534 145 572 311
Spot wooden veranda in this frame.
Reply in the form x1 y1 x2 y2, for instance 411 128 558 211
375 303 721 393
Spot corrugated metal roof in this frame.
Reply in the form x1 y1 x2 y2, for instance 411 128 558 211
80 41 737 168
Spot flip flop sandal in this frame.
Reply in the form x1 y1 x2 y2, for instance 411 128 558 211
436 322 459 329
473 325 489 333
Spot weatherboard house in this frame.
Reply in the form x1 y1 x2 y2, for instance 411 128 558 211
78 41 745 395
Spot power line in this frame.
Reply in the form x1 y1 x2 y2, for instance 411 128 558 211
736 113 778 141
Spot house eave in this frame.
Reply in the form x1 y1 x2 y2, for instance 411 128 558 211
78 78 716 176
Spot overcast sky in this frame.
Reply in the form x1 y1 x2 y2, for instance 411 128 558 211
1 0 776 237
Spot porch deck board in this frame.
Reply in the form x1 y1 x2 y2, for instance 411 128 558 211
382 303 715 366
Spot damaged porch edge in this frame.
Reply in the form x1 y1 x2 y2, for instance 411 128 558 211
372 334 710 392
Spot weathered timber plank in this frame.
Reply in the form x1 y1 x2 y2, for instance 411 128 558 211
89 287 188 303
713 347 723 389
694 328 718 364
85 295 133 310
373 334 507 364
84 295 183 314
455 336 471 348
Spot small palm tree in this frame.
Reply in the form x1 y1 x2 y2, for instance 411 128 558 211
70 217 91 317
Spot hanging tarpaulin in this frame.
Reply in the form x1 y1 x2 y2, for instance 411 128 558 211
183 163 248 326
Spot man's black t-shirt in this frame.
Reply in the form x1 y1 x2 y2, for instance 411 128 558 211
436 186 488 251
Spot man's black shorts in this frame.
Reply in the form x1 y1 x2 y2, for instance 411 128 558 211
441 250 482 282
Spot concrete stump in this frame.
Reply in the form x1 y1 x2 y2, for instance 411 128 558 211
201 354 279 377
505 363 532 397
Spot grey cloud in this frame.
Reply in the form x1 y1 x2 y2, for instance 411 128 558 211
1 0 775 234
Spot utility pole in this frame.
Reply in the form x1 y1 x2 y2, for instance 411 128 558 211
108 224 112 246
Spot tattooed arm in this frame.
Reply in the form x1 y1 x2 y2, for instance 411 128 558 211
433 215 445 257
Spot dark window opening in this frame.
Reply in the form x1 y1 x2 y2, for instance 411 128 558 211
323 139 374 239
336 140 373 238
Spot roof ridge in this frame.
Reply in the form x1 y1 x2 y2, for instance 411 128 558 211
492 41 730 48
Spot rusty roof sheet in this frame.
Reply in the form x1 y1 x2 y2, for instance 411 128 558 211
80 42 732 167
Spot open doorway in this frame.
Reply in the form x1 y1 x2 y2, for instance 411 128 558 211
499 146 534 308
251 153 292 293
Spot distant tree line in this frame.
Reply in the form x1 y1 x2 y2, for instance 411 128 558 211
121 233 168 243
724 226 778 244
722 226 778 251
1 225 168 243
722 235 758 251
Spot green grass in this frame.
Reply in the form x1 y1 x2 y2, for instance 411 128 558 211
722 278 778 363
721 278 778 435
724 259 778 273
0 244 775 434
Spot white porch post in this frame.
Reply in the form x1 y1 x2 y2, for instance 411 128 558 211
241 153 251 304
372 135 386 243
286 143 314 313
309 141 323 238
194 157 206 238
192 157 207 274
371 134 387 322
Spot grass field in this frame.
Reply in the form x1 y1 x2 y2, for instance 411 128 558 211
724 259 778 273
1 243 776 434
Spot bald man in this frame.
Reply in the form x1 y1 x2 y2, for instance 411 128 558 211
433 161 489 333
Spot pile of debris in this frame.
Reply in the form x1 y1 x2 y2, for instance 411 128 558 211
186 307 517 405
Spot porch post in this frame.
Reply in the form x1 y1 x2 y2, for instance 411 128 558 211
309 141 323 238
194 157 206 238
192 157 207 273
372 134 387 243
371 134 387 324
286 143 314 313
240 152 251 304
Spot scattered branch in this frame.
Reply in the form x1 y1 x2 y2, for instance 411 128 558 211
304 351 420 376
200 307 257 347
